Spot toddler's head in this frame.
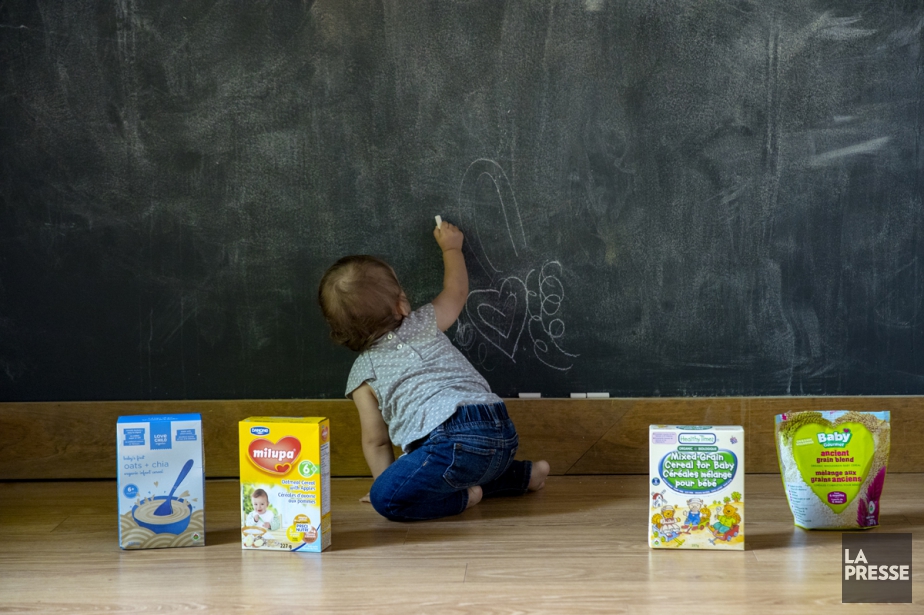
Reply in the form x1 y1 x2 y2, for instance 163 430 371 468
251 489 269 515
318 255 408 352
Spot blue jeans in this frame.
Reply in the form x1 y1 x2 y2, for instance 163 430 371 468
369 402 532 521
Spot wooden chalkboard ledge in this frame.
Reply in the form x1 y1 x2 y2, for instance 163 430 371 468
0 397 921 480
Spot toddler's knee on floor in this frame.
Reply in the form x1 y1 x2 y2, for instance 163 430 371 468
368 484 403 521
368 483 387 512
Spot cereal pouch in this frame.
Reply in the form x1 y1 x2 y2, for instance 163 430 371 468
775 411 890 530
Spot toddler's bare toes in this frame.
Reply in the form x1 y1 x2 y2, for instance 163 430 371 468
529 460 550 491
466 485 483 509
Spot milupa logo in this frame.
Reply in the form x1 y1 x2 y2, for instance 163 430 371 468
247 436 301 475
252 447 296 461
817 429 852 448
250 426 270 436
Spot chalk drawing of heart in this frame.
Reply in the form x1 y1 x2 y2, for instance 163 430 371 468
466 278 529 359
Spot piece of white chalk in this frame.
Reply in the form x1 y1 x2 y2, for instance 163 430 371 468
570 393 587 399
518 392 542 399
587 392 610 398
435 215 442 229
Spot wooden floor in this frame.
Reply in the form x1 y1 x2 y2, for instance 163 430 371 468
1 475 921 613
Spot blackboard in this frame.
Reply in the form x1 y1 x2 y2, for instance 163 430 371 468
2 1 923 401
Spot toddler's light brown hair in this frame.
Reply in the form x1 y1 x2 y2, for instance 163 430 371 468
318 255 404 352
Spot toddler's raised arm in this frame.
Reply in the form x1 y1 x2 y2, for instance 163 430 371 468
431 220 467 331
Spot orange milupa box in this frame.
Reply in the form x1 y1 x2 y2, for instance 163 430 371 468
239 417 331 553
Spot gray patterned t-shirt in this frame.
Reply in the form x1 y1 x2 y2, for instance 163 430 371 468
345 303 502 451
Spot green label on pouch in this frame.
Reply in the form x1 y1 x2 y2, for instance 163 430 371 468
658 450 737 494
792 422 874 513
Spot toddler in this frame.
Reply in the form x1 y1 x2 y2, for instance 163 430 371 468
318 220 549 521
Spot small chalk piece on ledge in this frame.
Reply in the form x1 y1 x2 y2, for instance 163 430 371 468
518 392 542 399
570 393 587 399
587 392 610 398
435 215 442 229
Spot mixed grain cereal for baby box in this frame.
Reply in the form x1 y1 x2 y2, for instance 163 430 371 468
649 425 744 550
239 417 331 553
775 410 890 530
117 413 205 549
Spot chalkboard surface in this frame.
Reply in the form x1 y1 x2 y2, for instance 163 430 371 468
2 1 923 401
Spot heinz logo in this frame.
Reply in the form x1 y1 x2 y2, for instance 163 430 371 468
247 436 301 475
250 426 270 436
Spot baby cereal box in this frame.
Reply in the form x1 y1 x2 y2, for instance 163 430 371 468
649 425 744 550
117 413 205 549
239 417 331 553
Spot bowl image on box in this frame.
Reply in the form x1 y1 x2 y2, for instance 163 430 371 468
131 496 194 535
649 425 744 550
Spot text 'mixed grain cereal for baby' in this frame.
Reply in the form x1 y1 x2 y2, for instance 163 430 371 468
239 417 331 553
649 425 744 550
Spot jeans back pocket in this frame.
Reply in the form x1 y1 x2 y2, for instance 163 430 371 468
442 442 499 489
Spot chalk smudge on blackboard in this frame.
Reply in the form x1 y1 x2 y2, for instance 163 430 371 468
808 137 890 167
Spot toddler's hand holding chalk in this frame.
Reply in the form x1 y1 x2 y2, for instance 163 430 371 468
433 216 463 252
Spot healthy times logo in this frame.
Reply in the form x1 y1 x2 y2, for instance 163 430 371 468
842 533 912 603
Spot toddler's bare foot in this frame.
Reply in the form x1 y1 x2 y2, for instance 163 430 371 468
466 485 483 509
528 460 550 491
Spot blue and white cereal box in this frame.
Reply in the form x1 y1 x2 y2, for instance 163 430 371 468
117 413 205 549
